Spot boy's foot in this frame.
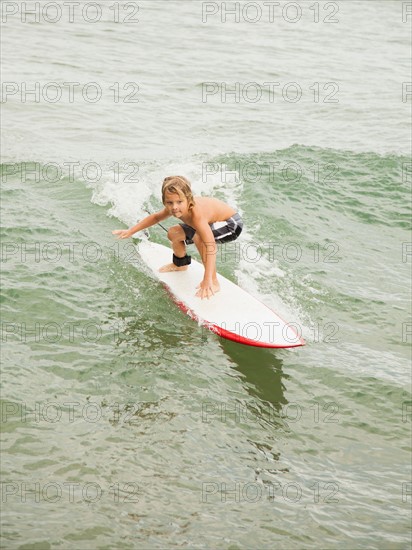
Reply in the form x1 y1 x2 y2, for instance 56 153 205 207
159 263 188 273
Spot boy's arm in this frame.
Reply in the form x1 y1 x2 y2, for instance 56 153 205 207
112 208 170 239
194 219 217 284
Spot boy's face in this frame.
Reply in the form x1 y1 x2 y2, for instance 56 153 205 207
164 191 188 218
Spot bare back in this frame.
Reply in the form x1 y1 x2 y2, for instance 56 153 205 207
180 197 236 226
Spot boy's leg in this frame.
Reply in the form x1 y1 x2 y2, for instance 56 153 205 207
159 225 190 272
169 225 187 258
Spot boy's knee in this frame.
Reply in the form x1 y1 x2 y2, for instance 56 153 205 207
167 225 185 242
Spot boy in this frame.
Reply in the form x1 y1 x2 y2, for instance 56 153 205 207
112 176 243 300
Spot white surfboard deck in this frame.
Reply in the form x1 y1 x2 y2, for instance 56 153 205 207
136 240 305 349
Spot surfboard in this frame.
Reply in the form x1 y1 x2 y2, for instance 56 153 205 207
136 240 305 349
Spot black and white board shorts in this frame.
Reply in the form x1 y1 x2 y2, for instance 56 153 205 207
179 212 243 245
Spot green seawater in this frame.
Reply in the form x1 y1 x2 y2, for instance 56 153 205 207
1 149 411 548
1 0 411 546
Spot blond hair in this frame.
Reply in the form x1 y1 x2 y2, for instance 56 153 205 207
161 176 195 210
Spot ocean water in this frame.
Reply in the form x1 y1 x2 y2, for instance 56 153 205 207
1 1 411 549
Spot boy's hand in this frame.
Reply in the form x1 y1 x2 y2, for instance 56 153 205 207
112 229 133 239
196 278 218 300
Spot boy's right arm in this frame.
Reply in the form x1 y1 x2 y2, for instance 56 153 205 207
112 208 169 239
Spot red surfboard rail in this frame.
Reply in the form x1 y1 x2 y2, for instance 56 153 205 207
162 282 305 349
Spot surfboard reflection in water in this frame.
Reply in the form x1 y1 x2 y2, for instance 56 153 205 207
219 339 287 413
218 339 293 480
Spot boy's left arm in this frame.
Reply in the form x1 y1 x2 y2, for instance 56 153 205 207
194 220 217 299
